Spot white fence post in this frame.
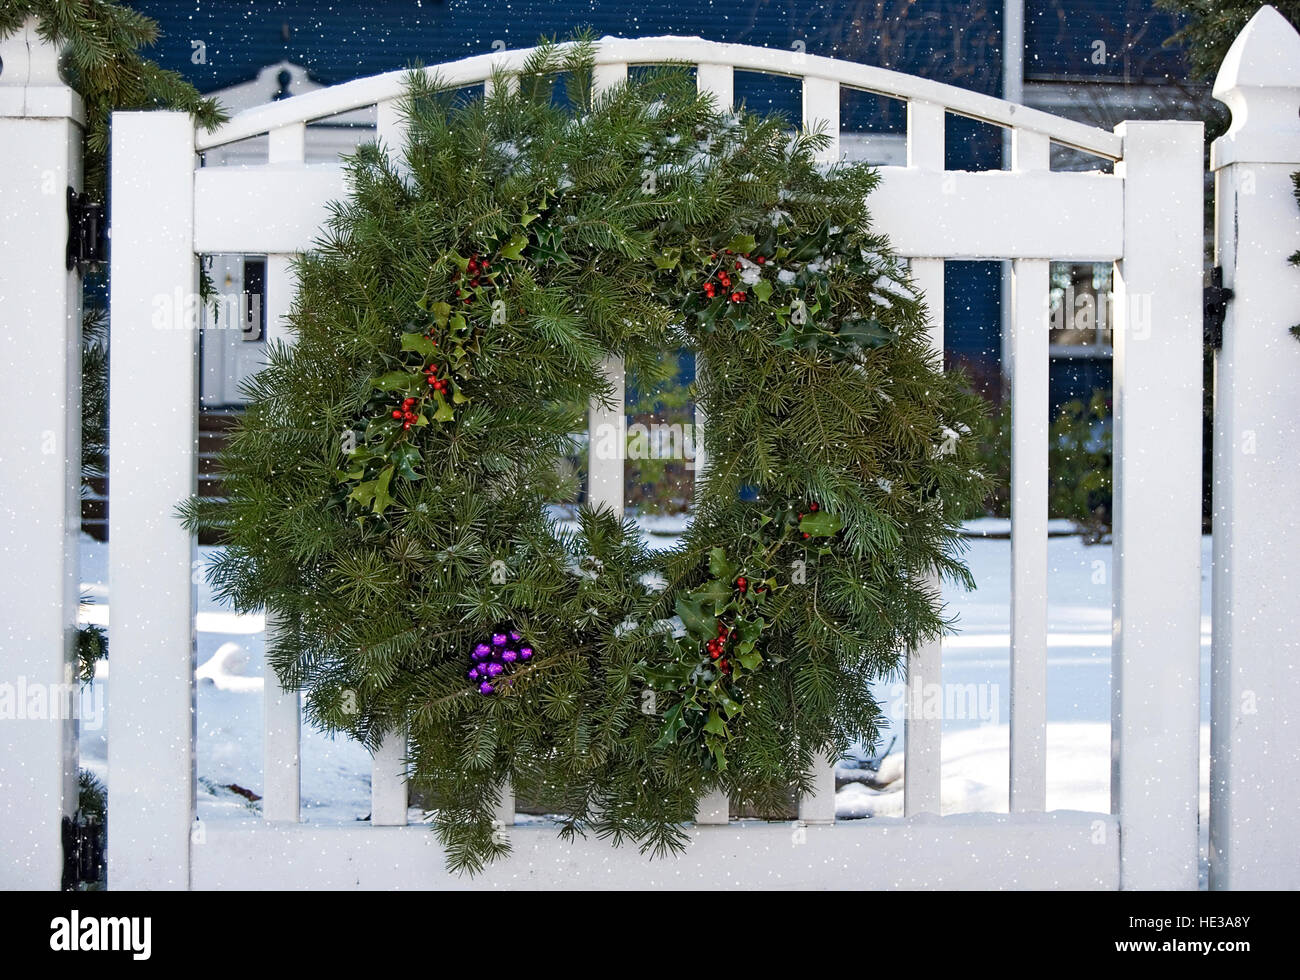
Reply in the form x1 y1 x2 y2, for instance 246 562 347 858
108 111 199 889
0 17 84 890
1209 5 1300 891
1109 118 1204 890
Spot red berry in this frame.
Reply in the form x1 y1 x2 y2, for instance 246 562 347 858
736 576 747 592
427 377 436 385
756 256 765 264
802 532 810 539
719 659 730 673
810 501 819 512
734 261 741 269
392 410 403 419
402 421 412 430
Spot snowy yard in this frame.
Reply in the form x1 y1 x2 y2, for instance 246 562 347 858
75 519 1214 882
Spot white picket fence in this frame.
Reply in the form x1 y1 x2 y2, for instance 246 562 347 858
2 8 1298 890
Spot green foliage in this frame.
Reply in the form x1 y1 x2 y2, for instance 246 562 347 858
1157 0 1300 81
1 1 226 197
77 769 107 822
81 303 108 490
970 389 1112 543
627 351 695 515
185 40 987 873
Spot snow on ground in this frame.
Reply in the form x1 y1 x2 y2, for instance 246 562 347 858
76 518 1215 877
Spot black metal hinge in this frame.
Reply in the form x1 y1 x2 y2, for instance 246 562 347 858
1204 266 1233 350
66 188 107 271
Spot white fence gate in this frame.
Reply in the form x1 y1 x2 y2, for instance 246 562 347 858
3 8 1298 890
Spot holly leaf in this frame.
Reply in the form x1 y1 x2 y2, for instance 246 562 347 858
752 278 773 304
707 546 736 583
690 577 732 611
373 370 417 392
703 709 727 736
350 464 396 515
430 301 451 328
498 232 528 260
836 318 893 349
799 511 843 537
733 615 765 656
432 391 455 422
652 247 681 270
652 702 686 748
401 332 437 359
392 443 422 482
674 595 714 639
726 233 756 254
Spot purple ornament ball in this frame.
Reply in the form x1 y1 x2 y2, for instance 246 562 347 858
502 649 518 663
520 647 533 660
479 682 494 695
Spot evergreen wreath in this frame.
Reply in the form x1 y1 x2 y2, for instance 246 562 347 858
185 38 989 874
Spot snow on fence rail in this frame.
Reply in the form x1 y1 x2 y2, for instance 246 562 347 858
6 11 1298 889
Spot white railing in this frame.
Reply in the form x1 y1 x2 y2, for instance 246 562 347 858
16 11 1299 888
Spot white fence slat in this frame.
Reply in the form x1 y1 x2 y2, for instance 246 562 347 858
1110 120 1204 890
0 19 84 888
261 612 300 823
797 72 839 808
802 76 840 163
1209 8 1300 891
797 65 840 814
260 250 302 822
482 74 518 98
585 62 630 520
695 62 734 109
904 258 945 816
375 99 406 155
907 100 945 170
107 111 199 889
267 121 305 164
494 783 516 828
797 754 837 825
688 63 735 513
1009 258 1049 813
592 61 628 97
371 731 409 826
1012 128 1051 173
587 357 626 519
193 164 1122 261
687 66 730 826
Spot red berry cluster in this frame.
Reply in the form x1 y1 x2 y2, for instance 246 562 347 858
453 252 491 304
706 618 732 675
796 500 820 539
701 248 762 304
425 360 449 394
392 396 419 430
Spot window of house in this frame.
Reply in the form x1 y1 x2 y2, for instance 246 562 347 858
1049 261 1113 356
